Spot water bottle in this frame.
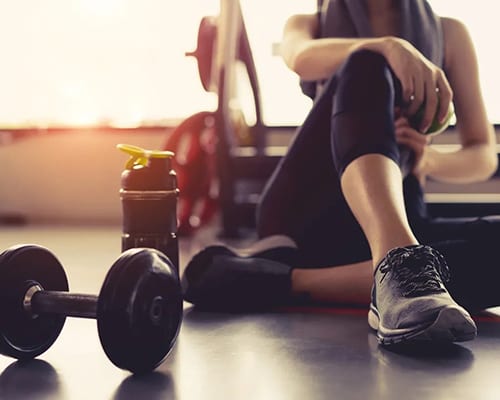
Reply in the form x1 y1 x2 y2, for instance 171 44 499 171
117 144 179 273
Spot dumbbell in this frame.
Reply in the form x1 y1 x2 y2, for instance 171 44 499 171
0 244 183 374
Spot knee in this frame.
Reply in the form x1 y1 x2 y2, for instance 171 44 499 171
342 49 389 74
346 49 387 67
339 49 393 86
334 50 398 112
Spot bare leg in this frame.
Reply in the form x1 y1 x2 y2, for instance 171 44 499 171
291 260 373 305
336 156 476 344
290 152 418 304
340 154 419 265
258 153 418 307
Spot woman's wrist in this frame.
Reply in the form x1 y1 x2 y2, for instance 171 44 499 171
418 145 437 177
355 37 393 56
359 36 404 59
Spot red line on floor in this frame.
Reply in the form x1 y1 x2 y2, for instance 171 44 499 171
279 306 500 322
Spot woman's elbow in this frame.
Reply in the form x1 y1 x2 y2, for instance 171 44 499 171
281 43 312 78
484 151 498 179
477 145 498 181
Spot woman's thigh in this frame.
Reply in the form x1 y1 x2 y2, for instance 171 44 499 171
256 74 341 240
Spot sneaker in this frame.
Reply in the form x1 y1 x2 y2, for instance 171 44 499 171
181 244 297 311
368 245 477 345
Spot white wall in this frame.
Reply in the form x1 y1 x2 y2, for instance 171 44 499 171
0 129 170 224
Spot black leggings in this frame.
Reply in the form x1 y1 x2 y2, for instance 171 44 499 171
256 50 500 311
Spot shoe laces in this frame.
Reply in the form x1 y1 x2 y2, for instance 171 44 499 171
378 245 450 297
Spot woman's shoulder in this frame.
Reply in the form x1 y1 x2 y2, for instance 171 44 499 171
440 17 475 70
284 13 319 32
441 16 469 37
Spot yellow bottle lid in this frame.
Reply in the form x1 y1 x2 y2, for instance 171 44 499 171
117 143 174 170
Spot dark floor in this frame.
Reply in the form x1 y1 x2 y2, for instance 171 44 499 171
1 224 500 400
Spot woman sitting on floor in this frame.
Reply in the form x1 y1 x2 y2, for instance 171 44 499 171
182 0 499 346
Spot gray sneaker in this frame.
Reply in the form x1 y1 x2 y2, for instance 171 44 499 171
368 245 477 345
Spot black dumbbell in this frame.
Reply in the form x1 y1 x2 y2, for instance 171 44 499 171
0 244 183 374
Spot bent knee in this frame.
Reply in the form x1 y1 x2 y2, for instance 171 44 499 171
343 49 388 72
333 50 399 113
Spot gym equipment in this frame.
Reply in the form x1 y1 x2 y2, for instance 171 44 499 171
163 111 219 236
118 144 180 272
185 16 217 93
186 0 280 237
0 244 183 374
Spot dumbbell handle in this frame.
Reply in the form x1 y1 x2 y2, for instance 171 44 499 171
29 289 98 319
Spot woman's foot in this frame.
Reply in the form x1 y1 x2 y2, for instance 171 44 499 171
182 242 298 311
368 245 477 345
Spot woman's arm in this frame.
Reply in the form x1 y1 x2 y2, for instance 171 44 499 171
283 13 497 183
280 13 453 133
421 17 497 183
280 13 383 81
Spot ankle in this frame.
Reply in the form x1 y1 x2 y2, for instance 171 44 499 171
290 269 304 295
372 240 420 267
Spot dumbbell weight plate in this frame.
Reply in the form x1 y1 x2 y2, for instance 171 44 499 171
97 248 183 374
0 245 68 359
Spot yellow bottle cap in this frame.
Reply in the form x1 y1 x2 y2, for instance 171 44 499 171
117 143 174 170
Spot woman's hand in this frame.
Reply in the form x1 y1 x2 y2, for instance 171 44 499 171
394 116 432 183
380 37 453 134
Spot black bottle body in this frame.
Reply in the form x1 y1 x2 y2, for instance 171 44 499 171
120 153 179 273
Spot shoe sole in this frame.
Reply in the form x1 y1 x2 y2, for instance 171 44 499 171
368 305 477 345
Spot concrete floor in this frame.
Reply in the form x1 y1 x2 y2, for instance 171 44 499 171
1 225 500 400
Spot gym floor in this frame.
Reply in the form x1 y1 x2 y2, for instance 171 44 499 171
1 223 500 400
